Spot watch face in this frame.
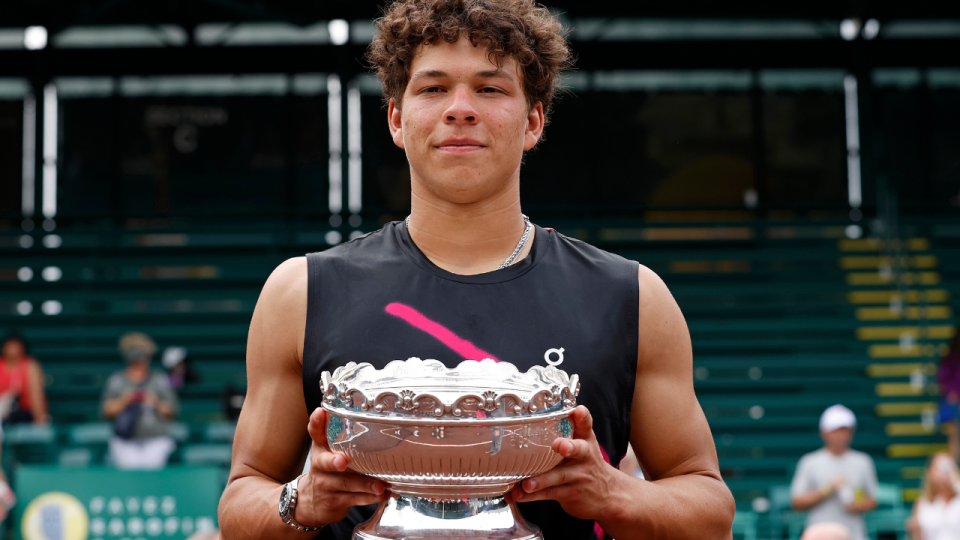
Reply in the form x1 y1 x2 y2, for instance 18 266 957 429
279 485 291 514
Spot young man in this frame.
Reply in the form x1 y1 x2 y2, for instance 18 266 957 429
791 405 878 540
217 0 734 538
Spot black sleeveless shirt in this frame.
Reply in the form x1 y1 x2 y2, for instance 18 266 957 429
303 221 639 540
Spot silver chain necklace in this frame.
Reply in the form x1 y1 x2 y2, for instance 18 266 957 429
404 214 533 270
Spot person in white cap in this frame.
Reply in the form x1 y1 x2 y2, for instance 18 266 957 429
790 404 878 540
162 346 199 391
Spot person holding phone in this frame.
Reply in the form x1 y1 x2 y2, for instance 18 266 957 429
791 405 878 540
101 332 180 469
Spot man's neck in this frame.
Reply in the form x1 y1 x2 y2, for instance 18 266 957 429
406 175 533 275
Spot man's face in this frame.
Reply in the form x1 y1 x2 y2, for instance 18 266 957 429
821 427 852 451
388 37 544 204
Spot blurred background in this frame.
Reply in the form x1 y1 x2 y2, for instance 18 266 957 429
0 0 958 539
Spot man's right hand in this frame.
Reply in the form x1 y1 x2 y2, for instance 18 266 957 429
294 407 387 527
830 475 846 491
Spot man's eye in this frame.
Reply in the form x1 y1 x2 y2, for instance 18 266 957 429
480 87 501 94
423 87 442 93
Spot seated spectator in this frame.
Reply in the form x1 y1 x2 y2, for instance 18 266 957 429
906 452 960 540
801 522 853 540
791 405 878 540
0 333 49 425
162 346 200 391
937 329 960 461
101 332 180 469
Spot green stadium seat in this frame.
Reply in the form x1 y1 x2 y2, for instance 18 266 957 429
182 444 233 466
204 422 236 443
1 424 58 464
866 483 909 540
2 424 55 444
732 511 758 540
68 423 112 445
768 485 806 540
58 447 93 468
168 422 190 443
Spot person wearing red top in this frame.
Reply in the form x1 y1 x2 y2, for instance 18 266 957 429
0 334 50 425
937 329 960 462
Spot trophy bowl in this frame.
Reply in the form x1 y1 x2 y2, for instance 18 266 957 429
321 357 580 540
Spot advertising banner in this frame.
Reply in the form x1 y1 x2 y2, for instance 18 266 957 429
14 466 222 540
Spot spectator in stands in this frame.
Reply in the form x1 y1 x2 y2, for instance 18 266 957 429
937 330 960 462
791 404 878 540
162 346 199 391
101 332 180 469
0 333 50 425
801 522 853 540
906 452 960 540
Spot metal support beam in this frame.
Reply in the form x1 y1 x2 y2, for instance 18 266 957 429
2 39 960 79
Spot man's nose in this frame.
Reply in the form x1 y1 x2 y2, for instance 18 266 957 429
444 86 479 124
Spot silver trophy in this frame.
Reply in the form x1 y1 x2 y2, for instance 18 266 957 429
321 357 580 539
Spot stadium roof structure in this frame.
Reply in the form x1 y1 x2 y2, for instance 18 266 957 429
3 0 960 26
1 0 958 79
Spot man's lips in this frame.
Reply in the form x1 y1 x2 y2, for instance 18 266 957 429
436 145 485 154
435 138 486 155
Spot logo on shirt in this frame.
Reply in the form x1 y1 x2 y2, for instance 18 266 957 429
544 347 565 366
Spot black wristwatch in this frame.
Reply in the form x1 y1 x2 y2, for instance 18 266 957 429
279 474 323 532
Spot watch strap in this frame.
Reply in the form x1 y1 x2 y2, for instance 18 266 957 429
281 474 323 532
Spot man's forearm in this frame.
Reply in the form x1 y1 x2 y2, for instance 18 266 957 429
102 398 128 419
155 401 175 420
847 498 876 514
597 472 734 540
218 475 319 540
792 487 829 511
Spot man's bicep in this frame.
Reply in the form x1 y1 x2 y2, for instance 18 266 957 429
101 376 121 404
630 265 720 480
229 257 311 485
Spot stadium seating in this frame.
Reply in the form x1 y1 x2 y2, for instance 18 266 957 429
1 213 956 539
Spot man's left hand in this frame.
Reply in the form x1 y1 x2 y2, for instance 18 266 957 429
510 405 628 521
844 500 875 514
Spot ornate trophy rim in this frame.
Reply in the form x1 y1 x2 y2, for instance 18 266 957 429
320 357 579 425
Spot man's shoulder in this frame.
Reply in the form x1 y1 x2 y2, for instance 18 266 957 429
844 448 876 465
798 448 828 464
307 223 396 263
147 371 173 389
104 371 129 390
548 228 639 277
261 256 309 302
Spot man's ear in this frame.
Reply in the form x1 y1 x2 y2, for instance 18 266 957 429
523 102 545 151
388 98 405 150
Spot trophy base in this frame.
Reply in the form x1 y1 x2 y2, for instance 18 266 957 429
354 493 542 540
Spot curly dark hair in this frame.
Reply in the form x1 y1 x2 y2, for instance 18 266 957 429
366 0 573 121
